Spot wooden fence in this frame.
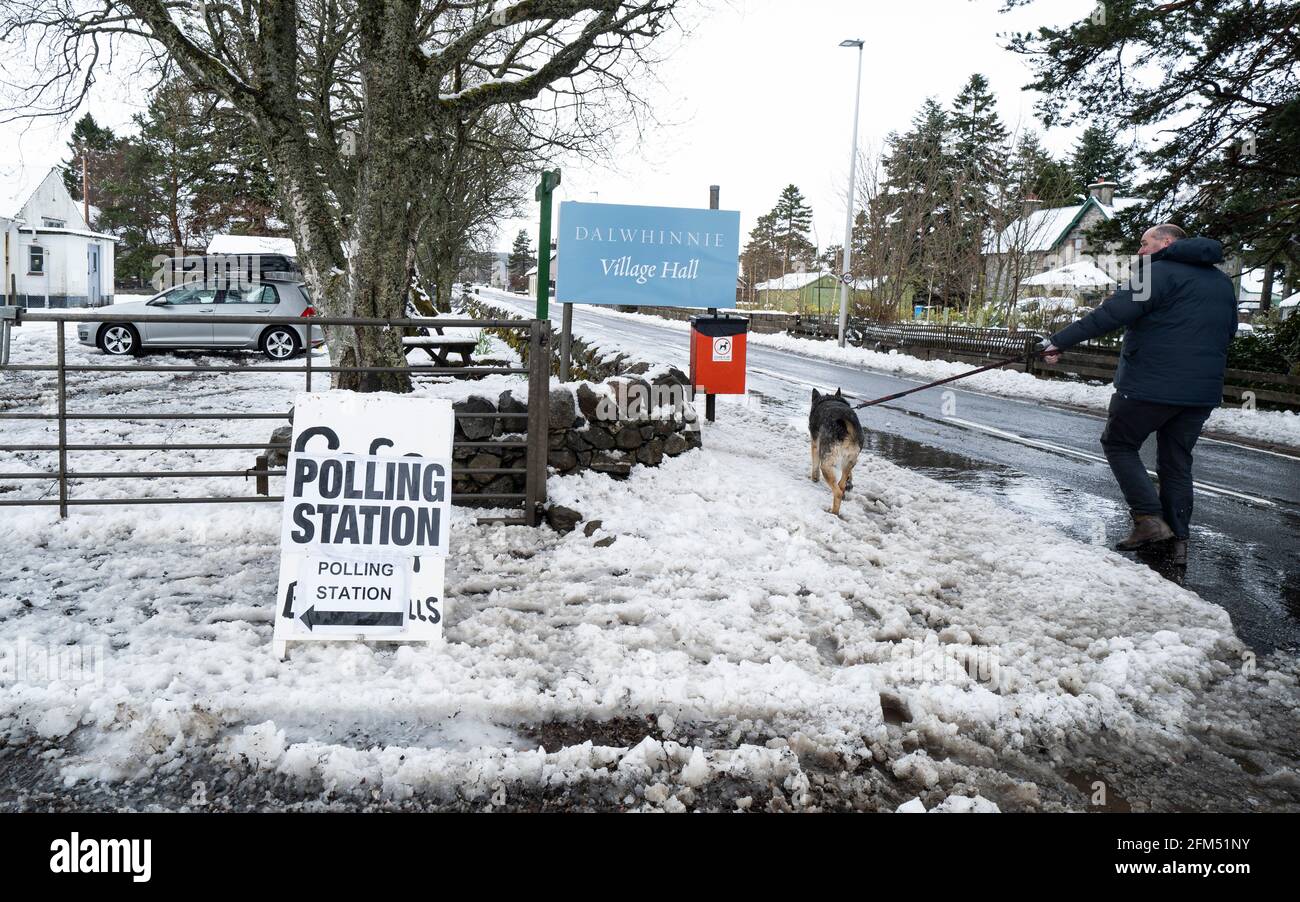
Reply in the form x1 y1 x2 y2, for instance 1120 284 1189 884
791 315 1300 410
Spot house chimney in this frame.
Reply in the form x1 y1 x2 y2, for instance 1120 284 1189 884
1022 194 1044 216
1088 177 1118 207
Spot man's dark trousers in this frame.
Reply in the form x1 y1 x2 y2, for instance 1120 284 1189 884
1100 392 1214 540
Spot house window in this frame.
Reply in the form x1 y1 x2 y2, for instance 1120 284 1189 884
41 218 65 228
28 245 44 275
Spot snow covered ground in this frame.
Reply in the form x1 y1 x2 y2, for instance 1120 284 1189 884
2 319 1298 811
479 290 1300 450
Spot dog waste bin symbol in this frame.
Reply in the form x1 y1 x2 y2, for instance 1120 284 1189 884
690 315 748 395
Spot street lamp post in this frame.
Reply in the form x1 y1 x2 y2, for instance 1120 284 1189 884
837 38 864 348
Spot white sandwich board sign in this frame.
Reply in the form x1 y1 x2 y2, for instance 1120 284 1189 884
273 391 453 658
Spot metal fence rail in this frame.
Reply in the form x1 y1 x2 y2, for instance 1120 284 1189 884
0 309 550 526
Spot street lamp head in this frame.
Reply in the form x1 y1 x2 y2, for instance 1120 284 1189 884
839 39 864 48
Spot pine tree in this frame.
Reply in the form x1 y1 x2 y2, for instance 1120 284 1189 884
871 99 954 304
63 114 161 286
741 211 781 288
850 209 870 279
508 230 535 291
947 74 1010 304
949 73 1009 190
1009 131 1076 207
1068 124 1136 192
770 184 816 274
63 114 119 203
819 244 843 273
1007 0 1296 265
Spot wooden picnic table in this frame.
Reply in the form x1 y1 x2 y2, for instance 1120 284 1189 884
402 325 477 367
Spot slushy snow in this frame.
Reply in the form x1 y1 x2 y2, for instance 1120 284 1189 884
0 315 1295 811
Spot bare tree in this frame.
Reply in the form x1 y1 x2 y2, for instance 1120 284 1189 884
0 0 680 391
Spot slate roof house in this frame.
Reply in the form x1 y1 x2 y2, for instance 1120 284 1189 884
2 167 117 307
983 179 1141 301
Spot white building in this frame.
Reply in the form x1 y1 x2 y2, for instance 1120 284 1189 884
526 251 557 297
2 168 117 307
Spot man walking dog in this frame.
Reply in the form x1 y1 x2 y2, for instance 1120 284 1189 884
1042 225 1237 557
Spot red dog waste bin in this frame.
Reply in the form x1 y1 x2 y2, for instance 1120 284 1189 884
689 315 748 395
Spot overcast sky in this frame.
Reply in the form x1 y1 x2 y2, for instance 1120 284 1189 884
495 0 1102 252
0 0 1102 251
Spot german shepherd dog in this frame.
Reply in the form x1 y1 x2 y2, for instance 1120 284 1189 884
809 388 863 515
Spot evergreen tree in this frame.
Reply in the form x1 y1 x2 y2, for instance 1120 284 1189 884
1009 131 1076 207
1007 0 1298 269
61 81 292 288
819 244 843 273
949 74 1009 190
770 184 817 274
508 229 535 291
948 74 1010 303
741 211 781 287
844 208 874 286
1067 124 1136 192
875 99 962 304
63 114 161 286
133 80 222 251
63 114 119 204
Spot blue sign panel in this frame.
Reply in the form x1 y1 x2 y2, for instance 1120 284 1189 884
555 201 740 307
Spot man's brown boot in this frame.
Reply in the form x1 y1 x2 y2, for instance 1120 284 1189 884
1116 513 1176 551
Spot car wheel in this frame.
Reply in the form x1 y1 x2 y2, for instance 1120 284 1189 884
261 326 300 360
97 323 141 356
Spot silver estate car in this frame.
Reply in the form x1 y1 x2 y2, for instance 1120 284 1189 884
78 277 325 360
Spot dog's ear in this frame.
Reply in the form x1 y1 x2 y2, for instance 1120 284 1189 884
812 389 821 403
835 387 843 398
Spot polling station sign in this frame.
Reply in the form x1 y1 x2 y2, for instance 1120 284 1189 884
555 201 741 307
272 392 453 658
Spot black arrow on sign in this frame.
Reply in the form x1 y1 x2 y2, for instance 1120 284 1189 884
299 607 404 631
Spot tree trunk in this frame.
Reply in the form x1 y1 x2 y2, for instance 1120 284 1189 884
331 2 428 393
435 255 456 315
1260 262 1276 312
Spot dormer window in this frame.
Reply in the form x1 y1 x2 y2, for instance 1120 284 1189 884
41 218 65 228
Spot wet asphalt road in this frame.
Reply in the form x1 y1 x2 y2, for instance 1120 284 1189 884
486 292 1300 655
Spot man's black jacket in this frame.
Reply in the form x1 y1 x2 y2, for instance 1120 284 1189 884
1050 238 1238 407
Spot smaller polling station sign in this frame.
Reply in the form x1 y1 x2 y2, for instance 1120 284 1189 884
272 392 453 658
555 201 741 308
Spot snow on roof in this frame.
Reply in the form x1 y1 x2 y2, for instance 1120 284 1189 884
1280 294 1298 308
985 196 1143 255
1022 260 1117 288
208 234 297 257
523 252 557 277
754 271 831 291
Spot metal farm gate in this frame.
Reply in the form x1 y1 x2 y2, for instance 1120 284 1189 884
0 309 550 526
